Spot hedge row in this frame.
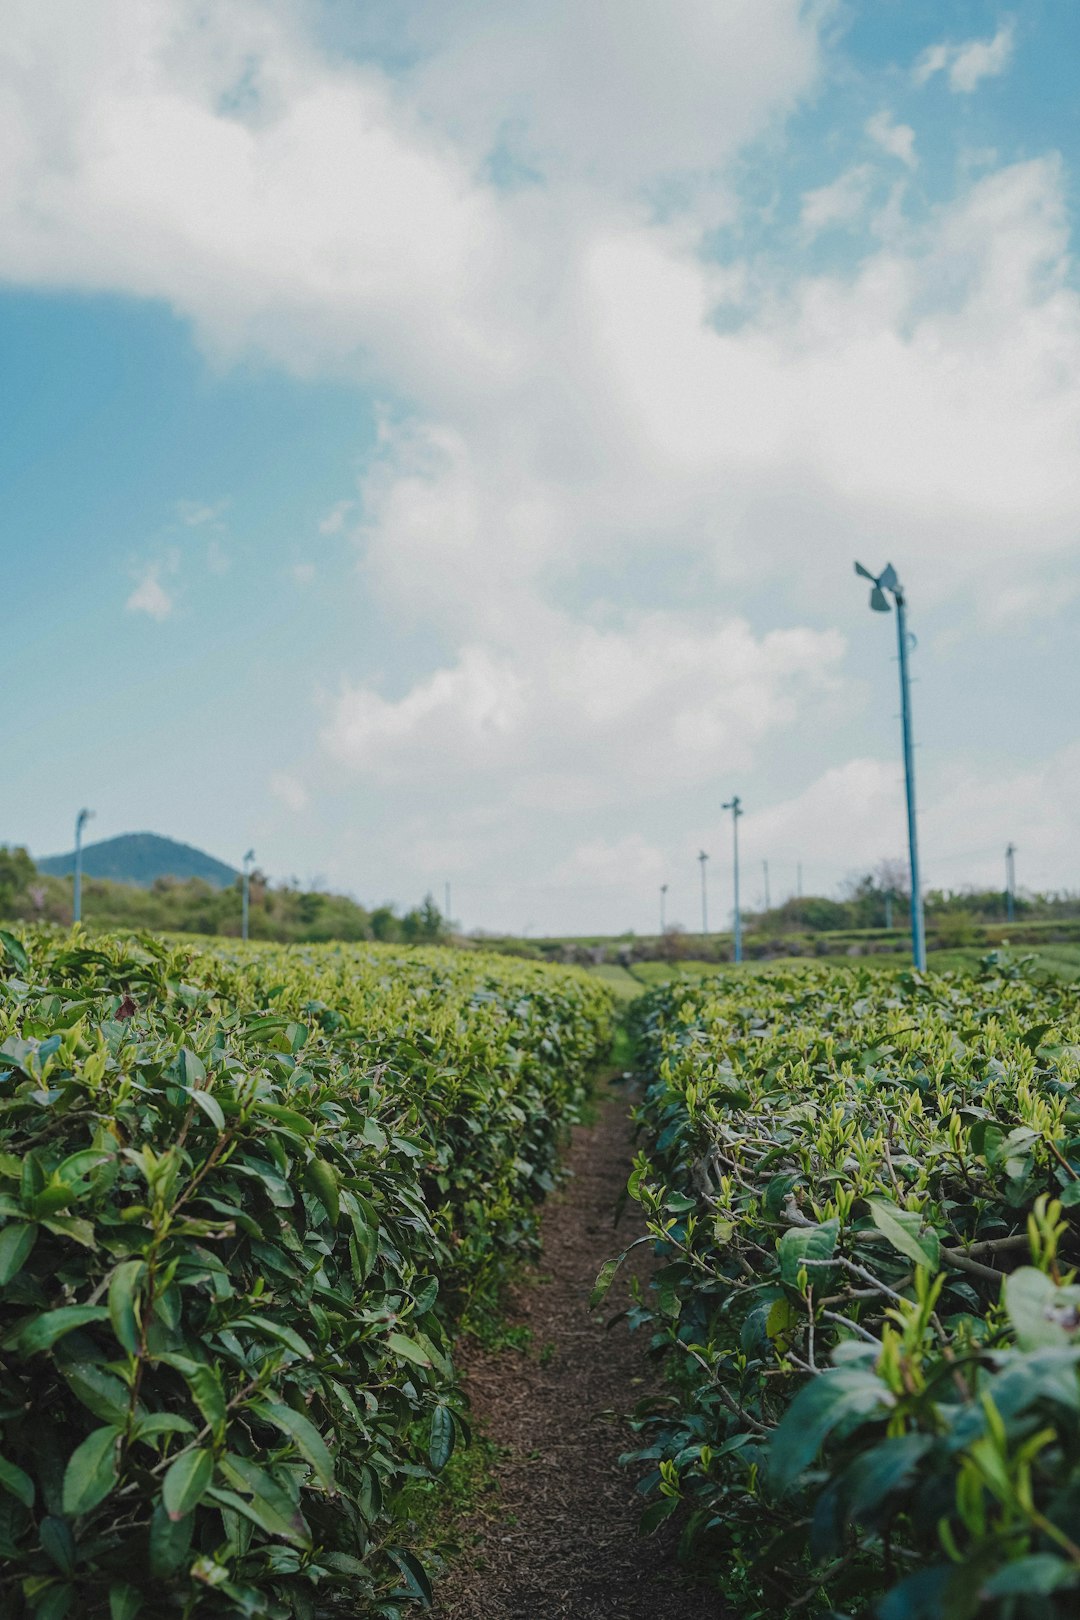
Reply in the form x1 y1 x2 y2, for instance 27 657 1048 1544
605 957 1080 1619
0 928 612 1618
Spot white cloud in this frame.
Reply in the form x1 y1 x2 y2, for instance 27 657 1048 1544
177 497 229 528
270 771 309 812
125 563 174 621
322 615 846 809
292 561 316 585
740 743 1080 901
865 110 917 169
915 22 1015 94
800 164 876 236
318 500 354 536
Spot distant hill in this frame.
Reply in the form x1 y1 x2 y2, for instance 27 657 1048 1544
37 832 240 890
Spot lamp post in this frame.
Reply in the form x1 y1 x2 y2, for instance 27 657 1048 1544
722 796 743 963
242 849 255 942
1005 843 1016 925
854 561 926 971
73 807 94 924
698 851 709 937
660 882 668 936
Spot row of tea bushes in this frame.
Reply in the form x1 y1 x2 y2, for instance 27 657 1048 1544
605 958 1080 1618
0 928 612 1618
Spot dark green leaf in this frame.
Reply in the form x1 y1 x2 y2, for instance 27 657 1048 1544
0 1221 37 1285
108 1260 144 1355
162 1447 213 1520
62 1425 121 1516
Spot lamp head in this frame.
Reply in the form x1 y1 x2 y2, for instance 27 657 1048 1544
243 848 255 866
855 560 899 611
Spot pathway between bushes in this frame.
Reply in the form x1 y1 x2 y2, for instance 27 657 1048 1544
433 1087 725 1620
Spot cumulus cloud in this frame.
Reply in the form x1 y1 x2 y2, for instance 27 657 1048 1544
865 110 917 168
740 743 1080 901
125 562 174 620
800 164 876 236
322 615 846 809
318 500 354 536
915 22 1015 93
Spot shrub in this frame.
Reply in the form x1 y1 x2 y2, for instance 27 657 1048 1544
0 929 611 1617
605 960 1080 1618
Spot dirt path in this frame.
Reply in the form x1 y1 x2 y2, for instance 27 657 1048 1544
433 1088 724 1620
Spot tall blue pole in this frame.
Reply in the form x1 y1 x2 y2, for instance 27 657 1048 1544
73 807 93 924
856 562 927 972
723 796 743 963
242 849 255 942
893 589 925 970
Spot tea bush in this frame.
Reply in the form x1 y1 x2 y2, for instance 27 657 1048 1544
0 928 611 1618
605 957 1080 1618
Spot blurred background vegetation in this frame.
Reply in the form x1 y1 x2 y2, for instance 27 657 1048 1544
0 843 448 944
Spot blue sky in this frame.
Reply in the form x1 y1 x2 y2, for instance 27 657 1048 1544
2 1 1079 933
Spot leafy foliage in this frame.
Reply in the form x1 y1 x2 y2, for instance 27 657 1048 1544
613 959 1080 1617
0 928 611 1616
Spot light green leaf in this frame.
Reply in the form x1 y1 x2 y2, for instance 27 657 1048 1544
864 1198 940 1273
386 1332 431 1368
1005 1267 1080 1351
305 1156 339 1227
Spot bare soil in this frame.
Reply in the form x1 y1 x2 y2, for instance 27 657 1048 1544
433 1087 724 1620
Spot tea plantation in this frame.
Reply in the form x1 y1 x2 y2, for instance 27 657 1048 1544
608 958 1080 1618
0 928 611 1618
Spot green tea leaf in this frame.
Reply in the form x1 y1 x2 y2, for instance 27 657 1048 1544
108 1260 144 1355
162 1447 213 1520
0 1452 34 1508
0 1221 37 1285
864 1197 940 1272
254 1401 335 1490
62 1425 121 1516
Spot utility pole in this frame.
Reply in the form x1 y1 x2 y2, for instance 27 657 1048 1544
1005 843 1016 924
73 807 94 924
242 849 255 942
722 797 743 963
854 562 926 971
660 883 668 935
797 862 803 899
698 851 709 937
885 889 894 930
762 859 771 912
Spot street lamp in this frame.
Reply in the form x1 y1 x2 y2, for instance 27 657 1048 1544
242 849 255 942
698 851 709 937
854 561 926 970
722 796 743 963
659 883 668 935
73 808 95 924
